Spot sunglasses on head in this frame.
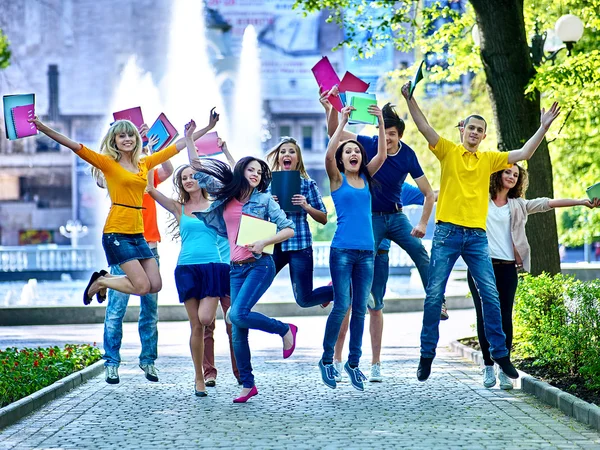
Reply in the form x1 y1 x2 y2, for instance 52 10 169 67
279 136 297 144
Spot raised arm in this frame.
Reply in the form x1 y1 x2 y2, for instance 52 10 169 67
175 108 220 152
30 117 81 152
320 86 356 141
507 102 561 164
412 175 435 238
141 127 174 182
365 105 386 176
184 120 200 165
325 106 354 189
401 81 439 148
146 169 181 220
549 197 600 209
220 139 236 168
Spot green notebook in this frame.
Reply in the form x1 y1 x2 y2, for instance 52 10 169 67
586 182 600 201
409 60 425 99
348 92 377 125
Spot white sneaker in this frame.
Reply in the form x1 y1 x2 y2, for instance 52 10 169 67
482 366 496 388
497 367 514 390
225 309 232 325
333 361 343 382
369 362 383 382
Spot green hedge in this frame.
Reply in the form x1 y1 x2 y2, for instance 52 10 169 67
513 273 600 388
0 344 102 407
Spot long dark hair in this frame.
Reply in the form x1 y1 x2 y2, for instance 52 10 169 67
334 140 378 195
191 156 272 203
168 164 209 240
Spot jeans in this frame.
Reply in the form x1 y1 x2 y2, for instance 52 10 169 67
420 222 508 359
272 244 334 308
323 248 374 367
229 255 289 388
468 263 518 366
368 250 389 311
372 212 430 292
103 247 159 367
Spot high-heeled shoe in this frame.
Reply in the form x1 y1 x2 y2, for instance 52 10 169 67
96 270 108 303
83 271 101 306
283 324 298 359
194 388 208 397
233 385 258 403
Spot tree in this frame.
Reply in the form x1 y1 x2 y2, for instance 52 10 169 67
0 28 10 69
295 0 600 275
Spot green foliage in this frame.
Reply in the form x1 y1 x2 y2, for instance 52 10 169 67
0 28 10 69
0 344 102 407
513 273 600 388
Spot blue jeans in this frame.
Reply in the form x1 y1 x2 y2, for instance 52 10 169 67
103 247 159 367
323 248 374 367
421 222 508 359
368 250 389 310
229 255 289 388
272 245 334 308
372 212 430 294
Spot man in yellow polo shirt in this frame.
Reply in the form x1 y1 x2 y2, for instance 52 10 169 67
402 81 561 382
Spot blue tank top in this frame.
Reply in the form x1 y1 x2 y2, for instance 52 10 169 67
331 173 374 251
178 205 222 265
217 235 230 262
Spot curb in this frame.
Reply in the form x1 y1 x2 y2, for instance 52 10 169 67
450 339 600 432
0 359 104 430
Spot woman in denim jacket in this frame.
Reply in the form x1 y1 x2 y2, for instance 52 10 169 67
188 133 298 403
468 164 599 390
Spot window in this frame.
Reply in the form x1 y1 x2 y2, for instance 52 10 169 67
279 125 291 140
302 126 313 151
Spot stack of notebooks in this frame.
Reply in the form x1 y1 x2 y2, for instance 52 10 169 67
3 94 38 140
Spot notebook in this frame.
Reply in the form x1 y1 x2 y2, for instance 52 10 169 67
311 56 343 112
3 93 35 140
147 117 170 152
409 60 425 99
338 71 370 95
236 214 277 254
586 182 600 201
156 112 178 145
195 131 222 157
348 92 378 125
113 106 144 128
271 171 301 212
12 104 38 138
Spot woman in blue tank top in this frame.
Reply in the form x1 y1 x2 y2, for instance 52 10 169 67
147 164 230 398
319 104 387 392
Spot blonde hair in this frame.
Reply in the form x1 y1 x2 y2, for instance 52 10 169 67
92 120 143 186
266 137 309 179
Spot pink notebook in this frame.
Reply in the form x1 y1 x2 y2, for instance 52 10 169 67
113 107 144 128
339 71 370 94
195 131 222 157
311 56 343 112
12 104 37 138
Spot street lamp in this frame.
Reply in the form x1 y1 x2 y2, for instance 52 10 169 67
531 14 584 66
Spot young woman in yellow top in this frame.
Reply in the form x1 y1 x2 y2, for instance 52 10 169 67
30 111 219 302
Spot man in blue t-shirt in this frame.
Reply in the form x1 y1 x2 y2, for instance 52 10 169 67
322 90 439 383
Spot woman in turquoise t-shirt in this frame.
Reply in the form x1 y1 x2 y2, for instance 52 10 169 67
318 104 386 392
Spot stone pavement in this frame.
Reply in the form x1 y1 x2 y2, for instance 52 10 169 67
1 311 600 449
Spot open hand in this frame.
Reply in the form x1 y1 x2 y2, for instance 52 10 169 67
138 123 149 139
541 102 561 131
146 134 159 153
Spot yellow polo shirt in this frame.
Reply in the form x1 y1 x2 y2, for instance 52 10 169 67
76 144 178 234
432 137 509 230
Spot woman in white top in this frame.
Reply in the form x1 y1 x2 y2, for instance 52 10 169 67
468 164 599 390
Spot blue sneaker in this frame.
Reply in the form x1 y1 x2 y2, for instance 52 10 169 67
318 359 338 389
344 362 367 391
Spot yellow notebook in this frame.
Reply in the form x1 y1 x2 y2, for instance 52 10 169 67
236 214 277 254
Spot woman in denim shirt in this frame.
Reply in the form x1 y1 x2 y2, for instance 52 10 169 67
266 137 333 308
318 104 387 392
188 135 298 403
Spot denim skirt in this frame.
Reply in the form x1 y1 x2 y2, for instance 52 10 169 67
174 263 230 303
102 233 155 266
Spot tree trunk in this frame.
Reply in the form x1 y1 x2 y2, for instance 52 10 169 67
471 0 560 275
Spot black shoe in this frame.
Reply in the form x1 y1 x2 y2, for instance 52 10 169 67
492 356 519 379
205 377 216 387
96 270 108 303
83 271 101 306
417 357 434 382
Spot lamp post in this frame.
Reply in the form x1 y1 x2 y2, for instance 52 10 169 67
530 14 584 66
59 220 88 248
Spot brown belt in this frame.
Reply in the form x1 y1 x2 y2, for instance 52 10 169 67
492 258 515 265
232 257 257 265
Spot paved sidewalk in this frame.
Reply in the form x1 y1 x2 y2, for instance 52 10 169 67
2 311 600 449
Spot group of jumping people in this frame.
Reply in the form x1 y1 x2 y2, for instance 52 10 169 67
31 75 599 402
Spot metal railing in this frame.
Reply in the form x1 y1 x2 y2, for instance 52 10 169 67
0 245 96 272
312 241 423 268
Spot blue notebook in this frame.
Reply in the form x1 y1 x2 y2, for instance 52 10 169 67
147 118 170 152
3 94 35 140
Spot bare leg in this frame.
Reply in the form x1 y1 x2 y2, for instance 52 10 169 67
90 258 161 296
184 298 205 392
369 309 384 365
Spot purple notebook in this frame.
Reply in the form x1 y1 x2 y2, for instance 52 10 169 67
311 56 343 112
12 104 37 138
